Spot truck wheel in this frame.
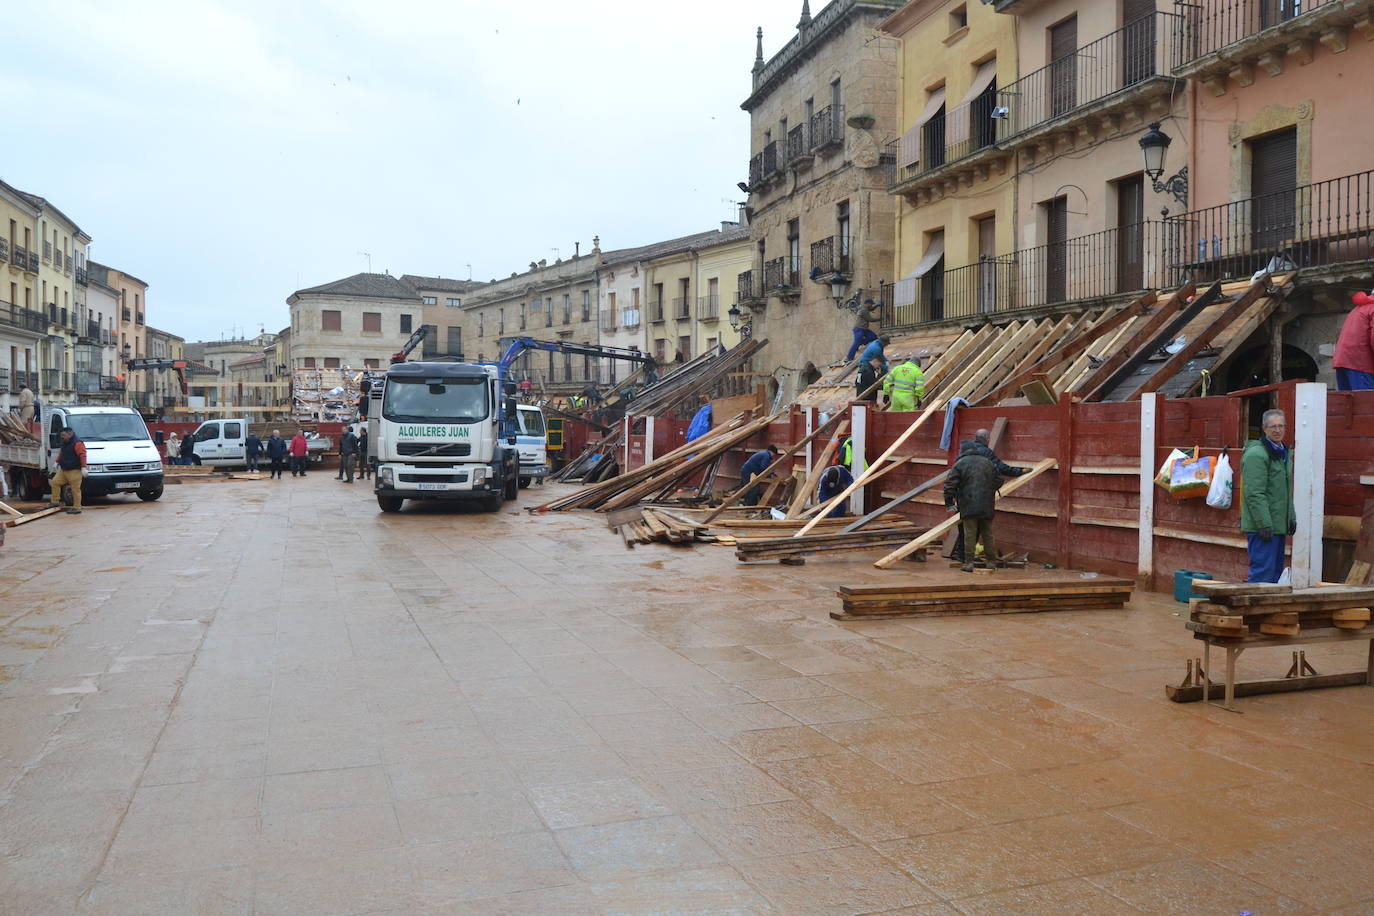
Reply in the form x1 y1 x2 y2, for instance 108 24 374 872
18 472 43 502
519 476 531 489
504 475 518 500
377 495 403 513
483 493 503 512
137 487 163 502
191 455 202 466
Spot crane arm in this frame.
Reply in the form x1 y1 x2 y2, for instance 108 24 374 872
496 337 655 374
390 327 429 364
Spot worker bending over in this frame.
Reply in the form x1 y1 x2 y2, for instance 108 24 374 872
739 444 780 506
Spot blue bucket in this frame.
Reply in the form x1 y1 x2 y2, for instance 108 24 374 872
1174 569 1214 603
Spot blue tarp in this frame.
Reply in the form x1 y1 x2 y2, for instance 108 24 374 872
685 404 712 443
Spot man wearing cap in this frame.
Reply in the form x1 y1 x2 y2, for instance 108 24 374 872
739 444 780 507
845 299 883 362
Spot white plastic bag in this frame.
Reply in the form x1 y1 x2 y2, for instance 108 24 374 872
1277 566 1291 586
1205 453 1233 509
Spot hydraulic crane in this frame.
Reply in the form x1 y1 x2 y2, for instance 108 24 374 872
126 357 190 396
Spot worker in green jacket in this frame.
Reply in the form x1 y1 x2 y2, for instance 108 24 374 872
1239 408 1296 583
882 357 926 411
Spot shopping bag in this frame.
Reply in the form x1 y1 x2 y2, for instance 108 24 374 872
1168 453 1214 500
1154 448 1189 491
1205 453 1233 509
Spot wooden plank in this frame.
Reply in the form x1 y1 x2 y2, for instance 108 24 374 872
1167 670 1370 702
1346 499 1374 585
873 457 1057 567
784 420 850 519
1128 275 1273 399
1079 282 1204 401
5 506 63 527
1021 374 1058 406
1192 581 1292 597
1003 314 1079 384
0 500 25 519
1177 289 1282 398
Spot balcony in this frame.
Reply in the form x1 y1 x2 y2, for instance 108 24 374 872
762 141 779 181
101 375 125 391
101 329 113 345
1175 0 1366 92
622 308 641 330
122 307 132 321
697 294 720 320
136 311 145 325
1 301 46 334
997 13 1183 151
42 369 72 392
74 370 102 393
879 169 1374 331
748 153 764 190
737 269 765 306
43 241 52 263
12 246 34 273
648 298 665 323
599 309 617 331
0 237 8 263
763 256 801 295
80 319 101 342
810 236 851 277
810 104 844 152
64 253 72 275
76 266 88 285
786 124 812 169
670 296 690 320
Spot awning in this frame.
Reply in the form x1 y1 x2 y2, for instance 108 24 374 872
899 87 946 168
893 233 945 307
947 59 998 145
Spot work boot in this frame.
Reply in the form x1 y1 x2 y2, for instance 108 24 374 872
66 508 81 515
961 563 974 573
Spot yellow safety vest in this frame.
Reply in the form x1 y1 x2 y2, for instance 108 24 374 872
883 362 926 398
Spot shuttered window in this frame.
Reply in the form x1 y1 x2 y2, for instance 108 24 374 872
321 310 341 331
1251 129 1298 249
1116 175 1145 292
1049 17 1077 116
1046 196 1069 303
362 312 381 332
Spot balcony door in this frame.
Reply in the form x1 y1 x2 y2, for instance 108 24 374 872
1250 128 1298 253
1045 196 1069 304
1122 0 1156 87
1049 16 1077 117
1116 175 1145 292
977 216 998 313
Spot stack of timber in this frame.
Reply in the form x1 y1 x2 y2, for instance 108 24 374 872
735 523 925 563
1186 582 1374 641
620 338 766 417
832 577 1135 621
794 274 1291 413
0 413 38 444
534 411 776 512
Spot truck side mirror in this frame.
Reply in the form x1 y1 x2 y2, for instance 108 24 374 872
507 435 517 446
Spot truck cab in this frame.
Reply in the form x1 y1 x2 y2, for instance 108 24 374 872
371 361 518 513
49 406 165 501
514 404 549 488
187 418 248 466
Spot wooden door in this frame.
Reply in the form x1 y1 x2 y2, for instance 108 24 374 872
1045 197 1069 304
1049 17 1077 117
977 217 998 313
1250 129 1298 253
1116 175 1145 292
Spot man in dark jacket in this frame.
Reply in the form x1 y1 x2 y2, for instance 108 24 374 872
945 439 1003 573
740 444 780 506
357 429 371 480
950 429 1024 562
338 425 359 483
855 357 883 402
244 432 264 473
1240 408 1296 582
48 427 87 515
178 434 196 466
265 429 288 479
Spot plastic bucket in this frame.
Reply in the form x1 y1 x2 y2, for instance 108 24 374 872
1174 569 1214 603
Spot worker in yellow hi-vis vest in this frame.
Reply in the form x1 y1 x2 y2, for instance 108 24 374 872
882 357 926 411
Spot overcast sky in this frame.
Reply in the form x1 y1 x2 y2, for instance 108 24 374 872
3 0 810 341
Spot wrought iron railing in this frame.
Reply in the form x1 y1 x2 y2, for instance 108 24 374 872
0 367 8 392
762 141 779 178
83 319 101 340
697 294 720 319
996 13 1182 140
673 296 691 319
648 298 665 322
122 307 132 321
786 124 808 163
810 236 852 276
748 154 763 189
76 266 88 285
1178 0 1337 63
43 241 52 263
0 237 8 263
101 375 125 391
14 246 30 271
763 256 800 291
1 301 47 334
811 104 844 151
738 269 764 302
881 170 1374 330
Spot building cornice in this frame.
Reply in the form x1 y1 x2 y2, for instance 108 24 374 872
878 0 944 36
742 0 905 111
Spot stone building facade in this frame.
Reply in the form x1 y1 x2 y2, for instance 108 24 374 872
91 263 150 406
740 0 903 400
401 275 486 362
286 273 422 371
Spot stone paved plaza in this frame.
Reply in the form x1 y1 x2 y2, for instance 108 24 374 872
2 476 1373 914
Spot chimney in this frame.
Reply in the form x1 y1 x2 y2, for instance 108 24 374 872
539 259 547 269
737 205 749 227
574 241 581 257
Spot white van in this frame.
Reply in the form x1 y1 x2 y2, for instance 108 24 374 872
514 404 548 488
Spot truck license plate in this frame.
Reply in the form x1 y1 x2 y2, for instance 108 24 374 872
416 482 449 491
115 482 140 490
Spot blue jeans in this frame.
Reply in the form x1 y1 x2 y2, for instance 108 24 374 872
1246 532 1286 583
846 327 877 362
1336 367 1374 390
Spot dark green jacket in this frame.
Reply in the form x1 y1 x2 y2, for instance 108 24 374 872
1239 438 1295 534
944 440 1003 519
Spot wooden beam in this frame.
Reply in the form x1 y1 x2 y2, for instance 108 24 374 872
700 409 848 523
1078 282 1199 400
784 421 850 519
873 457 1058 567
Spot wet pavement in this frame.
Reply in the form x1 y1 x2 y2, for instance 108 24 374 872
2 475 1373 914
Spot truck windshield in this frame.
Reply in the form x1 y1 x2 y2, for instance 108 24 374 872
66 413 151 442
382 377 489 423
517 410 546 437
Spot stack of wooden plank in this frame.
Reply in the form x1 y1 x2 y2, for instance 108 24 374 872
1186 582 1374 641
832 577 1135 621
736 524 925 563
0 413 38 444
612 507 717 548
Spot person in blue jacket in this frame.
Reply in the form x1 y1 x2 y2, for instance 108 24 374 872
860 335 891 369
740 444 780 506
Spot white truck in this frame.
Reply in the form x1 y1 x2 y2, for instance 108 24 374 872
1 405 165 502
514 404 549 488
368 360 519 513
185 418 331 467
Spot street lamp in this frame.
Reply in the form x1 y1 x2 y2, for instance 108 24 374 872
829 273 849 305
1139 122 1188 208
727 303 741 331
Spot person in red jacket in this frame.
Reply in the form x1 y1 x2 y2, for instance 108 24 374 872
289 431 309 477
1333 291 1374 390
